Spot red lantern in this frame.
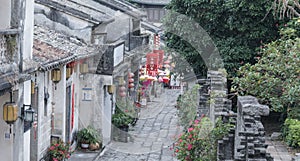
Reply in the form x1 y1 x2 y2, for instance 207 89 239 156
128 78 134 83
128 72 134 77
119 91 126 97
128 83 134 88
119 86 126 92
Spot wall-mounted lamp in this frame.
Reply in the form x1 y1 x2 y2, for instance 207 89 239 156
51 68 61 90
51 68 61 83
3 103 18 124
118 77 125 85
31 81 35 94
21 105 35 122
66 66 73 79
80 63 89 74
107 85 115 95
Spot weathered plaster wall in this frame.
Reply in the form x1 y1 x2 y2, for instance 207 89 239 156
34 3 92 43
0 0 11 29
0 93 13 161
23 80 32 161
106 13 132 50
52 66 67 140
35 71 52 160
22 0 34 60
78 74 112 145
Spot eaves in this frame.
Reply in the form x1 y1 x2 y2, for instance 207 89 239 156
94 0 145 20
35 0 101 24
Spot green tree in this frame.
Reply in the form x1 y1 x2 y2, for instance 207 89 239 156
232 19 300 113
164 0 279 77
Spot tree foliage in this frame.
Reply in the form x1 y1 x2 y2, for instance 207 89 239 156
232 19 300 112
164 0 279 77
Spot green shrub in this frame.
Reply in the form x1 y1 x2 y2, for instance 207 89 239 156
177 84 200 129
283 118 300 147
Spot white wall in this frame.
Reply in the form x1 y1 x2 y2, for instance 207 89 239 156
36 71 52 160
0 93 13 161
0 0 11 29
79 74 112 145
22 0 34 60
52 66 67 141
23 80 31 161
102 82 112 146
106 13 131 45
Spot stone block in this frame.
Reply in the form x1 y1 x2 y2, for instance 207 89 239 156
238 96 270 116
271 132 282 141
293 153 300 161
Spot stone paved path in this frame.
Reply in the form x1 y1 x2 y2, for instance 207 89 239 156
97 89 182 161
266 137 294 161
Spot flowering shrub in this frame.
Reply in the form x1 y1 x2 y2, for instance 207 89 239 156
173 117 231 161
48 140 72 161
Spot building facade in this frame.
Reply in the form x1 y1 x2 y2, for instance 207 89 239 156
1 0 150 161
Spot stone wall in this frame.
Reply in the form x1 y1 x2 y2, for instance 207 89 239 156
197 70 273 161
234 96 273 161
197 70 233 125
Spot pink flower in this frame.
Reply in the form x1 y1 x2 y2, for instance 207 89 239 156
179 139 183 143
49 146 55 150
194 120 199 124
187 144 193 151
53 158 58 161
188 127 194 132
186 156 190 161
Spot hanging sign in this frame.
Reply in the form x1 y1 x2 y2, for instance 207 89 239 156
153 50 164 68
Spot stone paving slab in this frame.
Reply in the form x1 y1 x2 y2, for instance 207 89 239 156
69 151 99 161
266 137 294 161
97 89 182 161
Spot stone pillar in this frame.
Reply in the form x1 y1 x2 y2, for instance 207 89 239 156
234 96 272 161
197 79 210 117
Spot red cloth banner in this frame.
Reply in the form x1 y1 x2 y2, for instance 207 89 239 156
146 52 159 76
153 50 164 68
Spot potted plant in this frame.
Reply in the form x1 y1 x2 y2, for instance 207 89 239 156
112 112 134 130
77 125 101 150
48 139 72 161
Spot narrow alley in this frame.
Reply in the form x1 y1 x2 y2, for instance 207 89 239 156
97 89 182 161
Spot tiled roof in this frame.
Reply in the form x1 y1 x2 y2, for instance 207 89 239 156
32 40 75 69
35 0 113 23
94 0 146 19
33 26 103 71
130 0 170 5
